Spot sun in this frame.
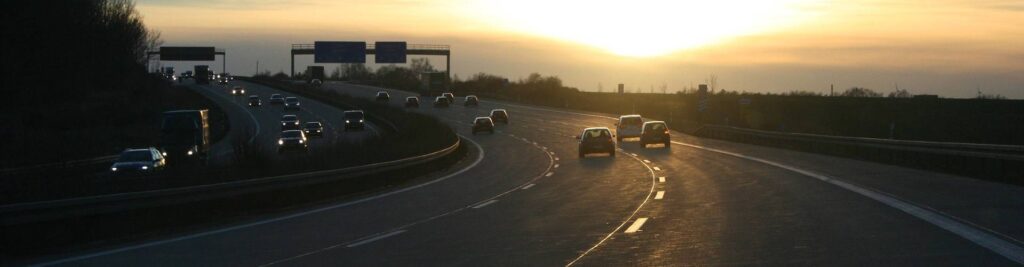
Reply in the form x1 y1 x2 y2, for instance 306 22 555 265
473 0 820 57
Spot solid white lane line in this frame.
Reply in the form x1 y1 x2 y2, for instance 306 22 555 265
346 230 406 248
472 200 498 209
658 176 666 183
655 191 665 200
671 140 1024 264
521 184 536 190
624 218 649 233
41 136 487 266
545 172 554 177
653 167 662 171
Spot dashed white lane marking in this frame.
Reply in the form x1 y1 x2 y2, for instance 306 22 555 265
671 141 1024 264
533 142 538 145
346 230 406 248
555 157 560 161
521 184 536 190
629 153 638 157
652 167 662 171
545 172 554 177
643 160 651 163
542 146 548 150
554 164 560 168
658 176 666 183
472 199 498 209
624 218 649 233
655 191 665 200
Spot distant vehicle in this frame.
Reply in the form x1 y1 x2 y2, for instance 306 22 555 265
159 110 210 165
433 96 450 108
181 70 193 80
307 66 325 83
111 147 166 174
639 121 671 148
490 109 509 124
376 91 390 103
615 115 644 142
310 79 322 87
472 117 495 135
270 94 285 105
194 65 211 85
221 72 233 81
303 122 324 137
281 114 300 131
343 110 365 131
577 127 615 158
277 130 308 154
248 95 261 107
231 86 245 95
284 97 301 111
404 96 420 108
464 95 479 107
442 92 455 103
217 76 229 85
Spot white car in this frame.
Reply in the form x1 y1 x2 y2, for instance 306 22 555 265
615 115 643 142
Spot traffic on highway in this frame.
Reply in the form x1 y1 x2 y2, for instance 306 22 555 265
5 1 1024 266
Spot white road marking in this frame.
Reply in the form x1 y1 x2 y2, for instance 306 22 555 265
554 164 560 168
545 172 554 177
655 191 665 200
624 218 649 233
658 176 666 183
555 157 560 161
40 136 487 266
630 153 638 157
671 140 1024 264
472 199 498 209
653 167 662 171
346 230 406 248
643 160 651 163
542 146 548 150
521 184 536 190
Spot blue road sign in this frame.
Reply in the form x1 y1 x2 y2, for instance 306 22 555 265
314 41 366 63
375 42 407 63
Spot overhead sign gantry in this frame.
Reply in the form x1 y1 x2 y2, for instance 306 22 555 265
146 46 227 73
291 41 450 79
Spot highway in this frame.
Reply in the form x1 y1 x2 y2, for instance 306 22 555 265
36 82 1024 266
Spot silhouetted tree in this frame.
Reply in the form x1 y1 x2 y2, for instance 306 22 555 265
841 87 882 97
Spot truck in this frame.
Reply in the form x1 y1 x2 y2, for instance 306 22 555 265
306 66 325 83
159 110 210 165
194 65 211 85
419 72 448 96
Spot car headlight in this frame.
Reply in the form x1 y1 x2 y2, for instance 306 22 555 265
282 123 287 126
142 166 149 170
345 120 350 123
187 150 194 156
162 151 167 156
241 90 245 94
359 119 364 123
298 139 304 144
278 140 284 145
111 167 118 171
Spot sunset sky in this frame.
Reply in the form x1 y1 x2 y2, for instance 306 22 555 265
138 0 1024 98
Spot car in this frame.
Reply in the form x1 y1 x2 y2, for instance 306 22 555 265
248 95 262 107
433 96 450 108
310 79 322 87
277 130 308 154
284 97 300 111
281 114 300 130
376 91 390 103
303 121 324 137
218 77 229 85
615 115 644 142
464 95 479 107
222 73 233 80
404 97 420 108
472 117 495 135
490 109 509 124
231 86 245 95
111 147 166 174
639 121 671 148
577 127 616 158
442 92 455 103
343 110 365 131
270 94 285 105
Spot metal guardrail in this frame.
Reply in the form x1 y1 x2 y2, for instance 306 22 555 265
0 138 460 225
0 155 118 175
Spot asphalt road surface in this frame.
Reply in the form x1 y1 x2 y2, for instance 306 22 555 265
34 81 1024 266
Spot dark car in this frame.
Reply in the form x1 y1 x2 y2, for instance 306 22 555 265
490 109 509 124
231 86 245 95
577 127 616 158
303 121 324 137
248 95 262 107
405 97 420 108
472 117 495 135
464 95 479 107
270 94 285 105
344 110 365 131
376 91 390 103
284 97 301 111
111 148 166 174
433 96 450 108
277 130 308 154
639 121 671 148
218 77 229 85
281 114 300 130
442 92 455 103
